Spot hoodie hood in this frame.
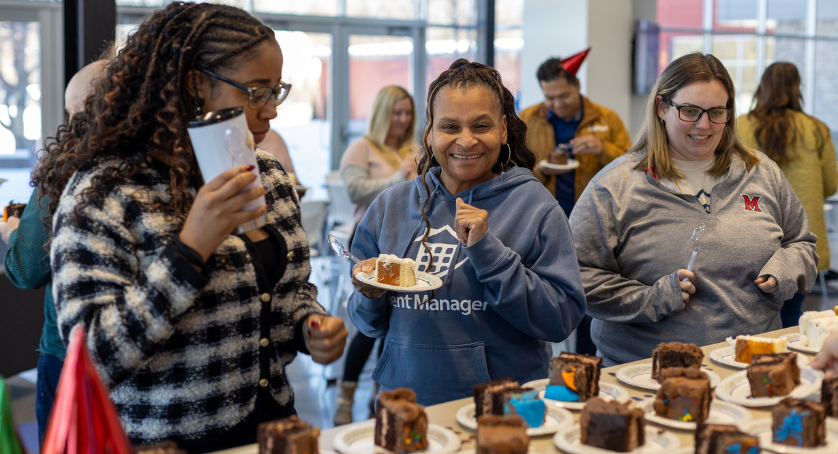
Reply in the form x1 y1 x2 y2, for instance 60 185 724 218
415 166 543 204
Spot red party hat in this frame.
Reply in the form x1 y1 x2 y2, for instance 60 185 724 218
561 48 591 76
41 326 133 454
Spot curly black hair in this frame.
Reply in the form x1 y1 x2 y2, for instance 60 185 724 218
415 58 535 277
34 2 276 236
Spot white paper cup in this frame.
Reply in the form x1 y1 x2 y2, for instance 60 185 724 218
187 107 267 233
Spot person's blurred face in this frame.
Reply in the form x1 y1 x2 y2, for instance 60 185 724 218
540 77 581 121
388 97 413 140
199 40 284 145
657 79 729 162
430 85 507 195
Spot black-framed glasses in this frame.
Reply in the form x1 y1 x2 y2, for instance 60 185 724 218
202 69 292 109
662 98 732 124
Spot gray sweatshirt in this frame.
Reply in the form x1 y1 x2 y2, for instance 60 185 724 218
569 150 818 366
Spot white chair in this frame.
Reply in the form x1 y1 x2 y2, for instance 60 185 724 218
300 200 329 256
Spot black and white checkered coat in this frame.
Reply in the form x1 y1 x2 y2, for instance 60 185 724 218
51 151 325 444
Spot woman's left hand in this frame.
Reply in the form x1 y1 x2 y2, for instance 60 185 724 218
303 314 348 365
455 198 488 247
754 274 778 293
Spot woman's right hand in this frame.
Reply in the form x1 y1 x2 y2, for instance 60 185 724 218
678 269 696 303
400 155 418 179
351 257 387 298
179 165 268 261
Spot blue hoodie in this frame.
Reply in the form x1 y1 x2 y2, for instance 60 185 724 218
348 166 586 405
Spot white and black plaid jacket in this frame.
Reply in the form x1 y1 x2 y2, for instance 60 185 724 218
51 151 325 445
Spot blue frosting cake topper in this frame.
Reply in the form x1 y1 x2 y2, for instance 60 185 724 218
503 389 546 428
544 385 580 402
773 408 809 447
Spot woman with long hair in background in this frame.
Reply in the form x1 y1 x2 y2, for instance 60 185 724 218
737 62 838 327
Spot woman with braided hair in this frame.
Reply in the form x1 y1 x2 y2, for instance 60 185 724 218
346 59 586 405
35 2 346 450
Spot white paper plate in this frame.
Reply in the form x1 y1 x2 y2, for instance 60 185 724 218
539 159 580 171
332 420 461 454
354 270 443 292
455 402 574 436
741 418 838 453
713 368 823 407
708 346 809 369
522 379 630 410
638 398 752 431
615 364 721 391
780 333 820 355
553 424 680 454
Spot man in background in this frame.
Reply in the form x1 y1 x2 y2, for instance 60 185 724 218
520 52 631 218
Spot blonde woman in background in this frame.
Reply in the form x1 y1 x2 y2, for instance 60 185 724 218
334 85 417 425
737 62 838 327
340 85 419 226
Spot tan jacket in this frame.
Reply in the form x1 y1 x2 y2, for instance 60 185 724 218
737 111 838 272
520 96 631 200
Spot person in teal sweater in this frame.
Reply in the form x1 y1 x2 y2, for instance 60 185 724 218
0 60 107 443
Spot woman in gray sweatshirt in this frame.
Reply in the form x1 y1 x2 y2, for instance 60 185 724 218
569 53 818 366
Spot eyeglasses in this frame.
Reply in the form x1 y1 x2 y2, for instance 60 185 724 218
662 98 733 124
201 69 292 109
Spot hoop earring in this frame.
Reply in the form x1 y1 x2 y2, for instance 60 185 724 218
497 143 512 170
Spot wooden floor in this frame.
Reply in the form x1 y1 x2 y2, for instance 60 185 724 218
8 258 838 453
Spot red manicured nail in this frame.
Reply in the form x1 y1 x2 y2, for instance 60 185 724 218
262 185 268 190
246 165 255 171
310 318 320 328
307 329 312 336
266 204 272 210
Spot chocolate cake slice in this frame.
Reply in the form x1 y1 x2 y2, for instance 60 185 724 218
548 351 602 401
257 415 320 454
651 342 704 382
473 377 519 418
771 398 826 448
375 388 428 453
821 373 838 417
694 423 759 454
580 397 645 453
653 367 712 423
476 414 529 454
3 201 25 221
747 352 800 398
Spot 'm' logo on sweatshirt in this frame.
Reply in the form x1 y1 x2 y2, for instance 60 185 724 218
743 194 762 212
412 225 468 278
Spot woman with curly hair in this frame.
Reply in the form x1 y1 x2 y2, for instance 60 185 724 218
35 2 346 450
737 62 838 327
346 59 586 405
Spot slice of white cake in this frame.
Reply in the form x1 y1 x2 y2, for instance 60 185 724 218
374 254 417 287
733 335 787 363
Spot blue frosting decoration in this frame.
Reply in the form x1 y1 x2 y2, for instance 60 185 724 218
544 385 580 402
503 389 546 428
725 442 758 454
773 408 809 447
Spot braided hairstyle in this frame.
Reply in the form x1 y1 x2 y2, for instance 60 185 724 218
34 2 276 235
415 58 535 277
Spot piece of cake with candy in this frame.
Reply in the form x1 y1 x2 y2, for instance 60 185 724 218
374 388 429 453
2 201 25 222
374 254 417 287
580 397 645 453
694 423 759 454
652 367 712 423
476 414 529 454
746 352 800 398
544 351 602 402
771 397 826 448
651 341 703 383
257 415 320 454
